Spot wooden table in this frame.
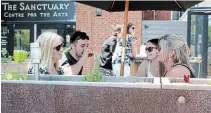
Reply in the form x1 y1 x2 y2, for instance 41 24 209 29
130 57 145 76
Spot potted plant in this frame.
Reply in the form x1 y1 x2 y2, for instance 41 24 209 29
82 54 102 82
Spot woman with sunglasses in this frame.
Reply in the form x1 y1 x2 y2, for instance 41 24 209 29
28 32 65 75
113 23 137 77
157 34 195 78
136 39 164 77
127 22 137 59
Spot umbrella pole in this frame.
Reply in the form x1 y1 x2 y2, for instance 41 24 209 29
120 0 129 76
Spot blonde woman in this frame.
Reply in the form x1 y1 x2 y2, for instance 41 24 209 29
28 32 65 75
157 34 195 78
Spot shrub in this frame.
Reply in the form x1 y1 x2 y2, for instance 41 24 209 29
1 58 8 63
1 50 8 58
13 50 28 63
207 81 211 85
1 50 12 63
82 54 102 82
1 72 27 80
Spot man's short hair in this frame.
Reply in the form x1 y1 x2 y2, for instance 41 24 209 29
70 30 89 44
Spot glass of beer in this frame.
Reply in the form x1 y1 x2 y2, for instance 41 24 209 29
88 50 94 57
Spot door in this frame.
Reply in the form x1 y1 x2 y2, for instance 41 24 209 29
37 24 64 38
188 9 211 78
37 24 76 47
13 24 34 52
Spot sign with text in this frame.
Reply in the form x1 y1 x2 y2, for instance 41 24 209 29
1 27 8 51
1 1 76 23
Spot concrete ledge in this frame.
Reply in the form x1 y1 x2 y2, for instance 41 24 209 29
28 75 155 83
2 81 211 113
1 80 160 89
162 84 211 90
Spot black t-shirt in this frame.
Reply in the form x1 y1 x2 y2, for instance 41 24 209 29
99 36 117 70
60 51 83 75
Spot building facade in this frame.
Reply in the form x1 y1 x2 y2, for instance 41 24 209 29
76 3 142 73
1 0 76 56
142 10 171 20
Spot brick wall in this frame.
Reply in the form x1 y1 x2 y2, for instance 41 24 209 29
76 3 142 74
143 11 171 20
142 11 154 20
155 11 171 20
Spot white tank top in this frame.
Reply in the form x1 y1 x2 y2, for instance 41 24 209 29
147 61 153 77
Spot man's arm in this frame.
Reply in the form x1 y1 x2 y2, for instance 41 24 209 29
68 48 91 75
69 55 87 75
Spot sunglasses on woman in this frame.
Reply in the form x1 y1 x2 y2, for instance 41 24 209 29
131 27 135 30
145 47 157 52
54 44 64 51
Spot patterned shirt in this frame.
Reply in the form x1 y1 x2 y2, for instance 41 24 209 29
28 67 50 75
113 34 136 66
28 66 64 75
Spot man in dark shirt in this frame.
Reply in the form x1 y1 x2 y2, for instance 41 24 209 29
58 31 91 75
99 25 123 76
99 36 117 70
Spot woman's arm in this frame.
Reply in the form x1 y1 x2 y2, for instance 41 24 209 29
131 39 137 57
136 60 148 77
129 35 137 57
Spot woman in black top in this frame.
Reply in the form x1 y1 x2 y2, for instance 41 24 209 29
157 34 195 78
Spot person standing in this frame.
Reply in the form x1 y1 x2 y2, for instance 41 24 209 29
99 25 123 76
113 23 137 77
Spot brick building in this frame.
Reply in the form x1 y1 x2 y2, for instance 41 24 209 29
142 11 171 20
76 3 171 74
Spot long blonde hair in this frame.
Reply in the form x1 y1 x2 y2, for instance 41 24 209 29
159 34 193 72
29 32 63 73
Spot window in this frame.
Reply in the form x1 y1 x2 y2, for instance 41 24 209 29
171 11 185 20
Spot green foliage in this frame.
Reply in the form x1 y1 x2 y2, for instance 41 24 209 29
207 81 211 85
13 50 28 63
208 26 211 46
1 49 8 56
1 72 27 80
1 50 12 63
1 58 8 63
82 55 102 82
64 47 70 53
14 29 30 51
